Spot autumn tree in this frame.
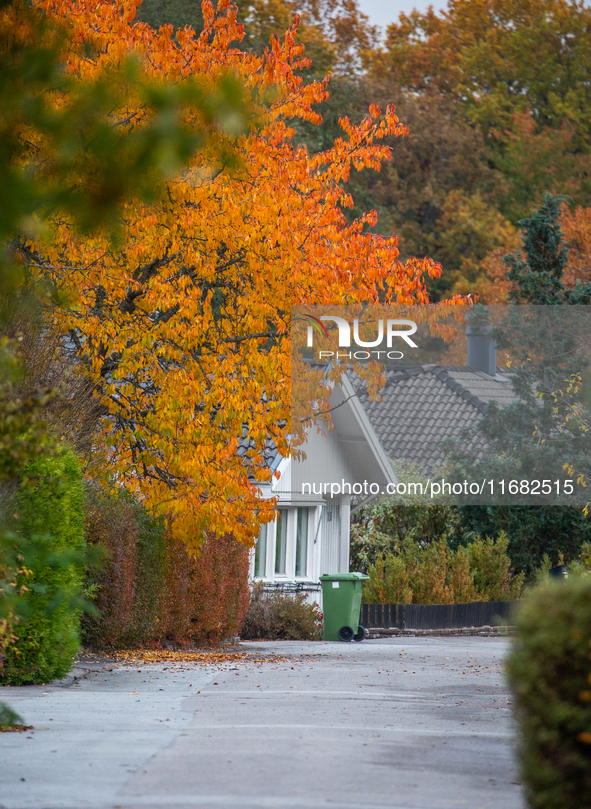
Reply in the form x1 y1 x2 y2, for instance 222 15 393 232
135 0 591 298
137 0 378 78
480 201 591 304
373 0 591 144
18 0 442 553
366 0 591 251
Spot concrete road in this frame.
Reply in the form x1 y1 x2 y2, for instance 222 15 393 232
0 637 523 809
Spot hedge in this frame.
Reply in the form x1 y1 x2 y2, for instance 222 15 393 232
83 487 250 648
1 447 87 685
506 576 591 809
82 487 166 648
157 530 250 646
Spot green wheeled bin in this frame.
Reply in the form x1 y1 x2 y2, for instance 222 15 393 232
319 572 369 642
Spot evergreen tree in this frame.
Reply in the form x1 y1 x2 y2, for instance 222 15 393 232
505 193 591 304
505 194 569 303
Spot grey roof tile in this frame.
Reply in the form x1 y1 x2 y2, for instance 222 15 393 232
354 364 517 475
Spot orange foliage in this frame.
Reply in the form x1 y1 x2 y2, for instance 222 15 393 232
15 0 446 551
84 492 140 647
158 531 250 646
84 490 250 648
562 206 591 287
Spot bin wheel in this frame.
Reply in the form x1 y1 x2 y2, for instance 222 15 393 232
353 626 366 642
338 626 354 642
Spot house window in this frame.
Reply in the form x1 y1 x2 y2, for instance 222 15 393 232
254 523 267 578
295 507 308 577
253 506 314 581
275 508 288 575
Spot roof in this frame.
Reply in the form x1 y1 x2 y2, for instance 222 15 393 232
354 364 517 475
238 432 282 477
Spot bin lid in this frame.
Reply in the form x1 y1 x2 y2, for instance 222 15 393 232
319 572 369 581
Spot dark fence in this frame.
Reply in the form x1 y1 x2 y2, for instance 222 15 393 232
360 601 516 631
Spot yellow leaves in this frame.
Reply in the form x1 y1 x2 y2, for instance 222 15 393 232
108 649 289 666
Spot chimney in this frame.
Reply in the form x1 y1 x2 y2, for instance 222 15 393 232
466 326 497 376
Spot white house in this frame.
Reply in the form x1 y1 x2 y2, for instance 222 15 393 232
250 374 397 604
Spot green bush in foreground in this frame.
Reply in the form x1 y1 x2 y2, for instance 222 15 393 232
1 448 87 685
506 576 591 809
241 583 322 641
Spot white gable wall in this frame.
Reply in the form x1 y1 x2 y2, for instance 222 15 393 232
273 424 356 498
250 375 397 606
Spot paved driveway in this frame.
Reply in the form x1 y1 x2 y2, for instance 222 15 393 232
0 636 523 809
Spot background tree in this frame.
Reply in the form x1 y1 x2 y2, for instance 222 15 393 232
445 196 591 574
372 0 591 145
504 194 591 304
353 0 591 296
457 506 591 577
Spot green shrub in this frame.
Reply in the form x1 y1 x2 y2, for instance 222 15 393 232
1 447 87 685
467 533 524 601
363 534 523 604
362 552 412 604
241 583 322 640
506 577 591 809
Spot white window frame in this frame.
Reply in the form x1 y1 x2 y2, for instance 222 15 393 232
252 506 313 582
253 522 269 579
294 506 311 579
274 507 290 578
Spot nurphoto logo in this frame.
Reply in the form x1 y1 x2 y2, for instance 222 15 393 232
304 314 418 361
